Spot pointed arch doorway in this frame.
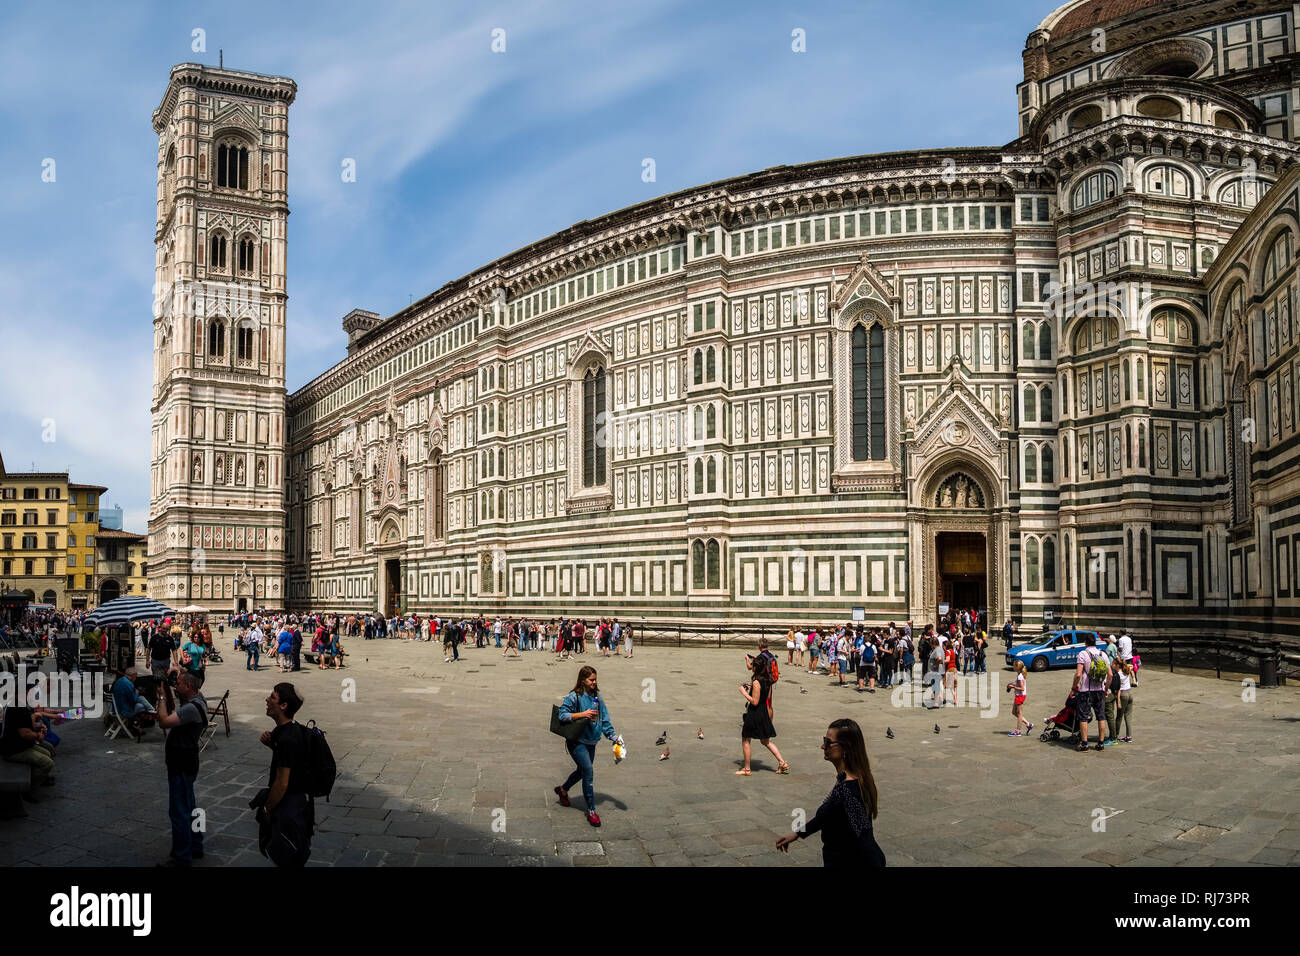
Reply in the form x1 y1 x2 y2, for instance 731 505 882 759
911 463 1006 626
936 531 987 611
375 516 405 617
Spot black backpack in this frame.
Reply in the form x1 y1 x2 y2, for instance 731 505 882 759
297 720 337 801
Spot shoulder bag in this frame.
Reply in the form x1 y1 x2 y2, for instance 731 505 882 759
549 701 589 742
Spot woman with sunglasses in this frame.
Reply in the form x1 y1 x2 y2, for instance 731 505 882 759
775 718 885 867
555 665 623 827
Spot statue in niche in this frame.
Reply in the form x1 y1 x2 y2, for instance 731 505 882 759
215 456 225 484
939 484 954 508
965 481 980 508
236 458 246 485
954 475 969 507
192 456 203 482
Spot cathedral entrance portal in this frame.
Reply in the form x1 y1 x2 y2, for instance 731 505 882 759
384 558 402 617
936 532 987 615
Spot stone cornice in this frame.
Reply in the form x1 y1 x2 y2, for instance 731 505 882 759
154 63 297 132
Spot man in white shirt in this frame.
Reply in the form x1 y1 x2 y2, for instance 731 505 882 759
1117 632 1136 685
245 624 265 671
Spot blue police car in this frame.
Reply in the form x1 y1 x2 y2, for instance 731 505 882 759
1005 629 1101 672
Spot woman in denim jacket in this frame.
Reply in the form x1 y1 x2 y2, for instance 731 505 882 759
555 665 622 827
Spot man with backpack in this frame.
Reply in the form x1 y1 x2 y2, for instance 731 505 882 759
255 683 330 867
1072 633 1112 752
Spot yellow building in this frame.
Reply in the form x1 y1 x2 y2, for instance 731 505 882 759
0 452 69 608
95 529 148 604
66 483 106 610
126 534 148 598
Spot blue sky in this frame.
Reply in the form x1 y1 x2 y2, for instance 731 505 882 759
0 0 1050 532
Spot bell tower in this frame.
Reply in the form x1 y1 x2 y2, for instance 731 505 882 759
148 64 296 612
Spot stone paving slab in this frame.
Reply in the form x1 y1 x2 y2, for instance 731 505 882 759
1 639 1297 866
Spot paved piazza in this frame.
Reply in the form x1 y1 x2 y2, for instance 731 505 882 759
2 645 1297 867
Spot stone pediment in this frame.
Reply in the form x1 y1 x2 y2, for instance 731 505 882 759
832 253 898 315
568 329 613 369
211 103 260 141
909 363 1002 459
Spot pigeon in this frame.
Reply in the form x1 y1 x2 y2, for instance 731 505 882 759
800 687 808 694
934 724 941 734
697 729 704 740
659 746 670 761
886 727 895 739
655 731 668 746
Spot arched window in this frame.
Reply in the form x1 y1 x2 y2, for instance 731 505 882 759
1062 439 1070 478
236 323 255 362
706 539 721 589
1127 530 1135 590
1026 537 1040 590
1122 359 1131 401
706 405 717 439
1136 96 1182 120
1144 164 1190 198
1138 423 1147 468
1069 104 1103 133
851 323 887 461
706 346 716 381
207 320 226 358
1039 322 1053 360
706 457 717 493
692 540 706 588
1125 424 1132 468
1043 537 1056 591
1065 532 1073 591
693 406 704 443
1071 169 1117 210
1264 231 1292 286
1024 444 1038 483
432 450 446 539
1041 444 1055 483
1022 323 1035 360
1136 358 1145 399
693 350 703 385
216 142 250 189
582 366 607 487
1214 110 1243 130
237 235 256 274
1041 385 1054 421
1139 529 1148 591
209 233 227 270
1024 386 1037 422
694 459 704 494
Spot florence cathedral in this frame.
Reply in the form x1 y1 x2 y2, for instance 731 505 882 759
148 0 1300 644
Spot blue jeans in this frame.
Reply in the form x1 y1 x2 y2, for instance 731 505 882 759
563 740 597 810
246 645 260 669
495 634 502 647
168 770 202 864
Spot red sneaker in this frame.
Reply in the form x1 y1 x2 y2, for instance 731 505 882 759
554 786 570 807
586 811 601 827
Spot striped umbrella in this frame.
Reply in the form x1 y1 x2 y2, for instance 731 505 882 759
85 597 176 629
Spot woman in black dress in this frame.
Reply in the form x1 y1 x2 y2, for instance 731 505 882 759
736 656 788 775
775 718 885 867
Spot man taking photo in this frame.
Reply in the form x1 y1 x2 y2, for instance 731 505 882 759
156 669 208 866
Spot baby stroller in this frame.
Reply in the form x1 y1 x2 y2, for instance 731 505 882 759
1039 689 1081 743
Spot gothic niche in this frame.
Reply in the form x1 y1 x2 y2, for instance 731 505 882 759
934 473 985 509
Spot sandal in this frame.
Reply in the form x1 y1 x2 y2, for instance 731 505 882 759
777 762 790 774
735 769 752 776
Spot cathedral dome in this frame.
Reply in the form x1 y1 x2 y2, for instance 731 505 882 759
1040 0 1171 39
